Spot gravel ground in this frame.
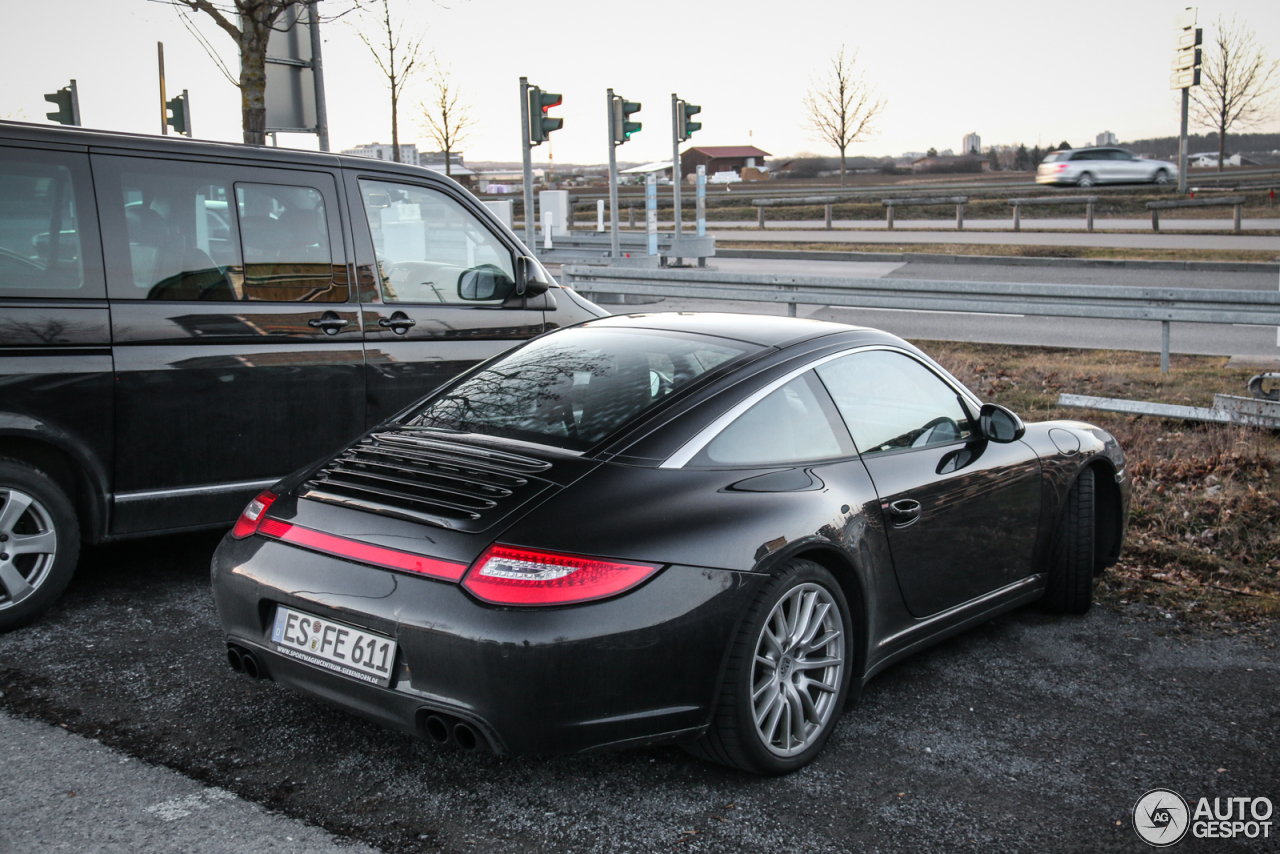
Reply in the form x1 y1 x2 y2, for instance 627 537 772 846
1 531 1276 853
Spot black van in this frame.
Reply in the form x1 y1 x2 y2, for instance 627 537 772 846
0 120 604 630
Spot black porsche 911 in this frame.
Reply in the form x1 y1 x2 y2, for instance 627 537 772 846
212 312 1129 775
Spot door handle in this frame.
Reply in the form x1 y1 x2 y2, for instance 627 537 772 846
377 312 417 334
308 311 350 335
886 498 922 527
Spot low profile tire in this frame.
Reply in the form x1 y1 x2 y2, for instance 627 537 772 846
684 559 852 775
1040 467 1096 614
1077 172 1096 188
0 458 80 632
1153 169 1170 185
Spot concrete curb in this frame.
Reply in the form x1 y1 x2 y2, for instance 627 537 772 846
716 247 1280 274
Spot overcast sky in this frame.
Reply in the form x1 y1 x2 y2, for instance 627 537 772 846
3 0 1278 165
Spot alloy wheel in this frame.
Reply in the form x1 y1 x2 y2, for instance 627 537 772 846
751 582 845 757
0 488 58 611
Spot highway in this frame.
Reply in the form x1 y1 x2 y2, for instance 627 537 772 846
712 217 1279 231
563 256 1280 360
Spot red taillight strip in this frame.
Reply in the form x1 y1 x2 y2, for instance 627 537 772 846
257 518 466 581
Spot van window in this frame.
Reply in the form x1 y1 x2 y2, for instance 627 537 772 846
235 183 336 301
98 157 343 302
359 179 515 304
0 150 93 296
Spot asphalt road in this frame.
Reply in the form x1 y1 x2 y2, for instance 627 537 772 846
0 532 1276 853
572 259 1280 360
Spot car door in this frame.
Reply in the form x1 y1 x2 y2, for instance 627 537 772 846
0 143 113 528
343 171 547 426
814 349 1042 618
94 153 365 534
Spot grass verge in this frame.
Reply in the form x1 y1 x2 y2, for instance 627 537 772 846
920 341 1280 631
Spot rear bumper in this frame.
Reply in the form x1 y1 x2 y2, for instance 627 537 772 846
211 534 761 754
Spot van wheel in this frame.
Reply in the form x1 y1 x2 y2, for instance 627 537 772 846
1040 467 1095 614
0 458 80 632
684 559 851 775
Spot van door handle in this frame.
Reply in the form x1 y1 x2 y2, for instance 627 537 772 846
377 312 416 333
308 311 350 335
886 498 922 527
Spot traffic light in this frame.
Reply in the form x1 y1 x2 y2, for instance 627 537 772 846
611 96 641 145
528 86 563 146
166 91 190 136
44 80 80 126
677 100 701 141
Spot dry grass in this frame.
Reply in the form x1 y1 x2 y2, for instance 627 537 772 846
920 341 1280 630
726 241 1280 264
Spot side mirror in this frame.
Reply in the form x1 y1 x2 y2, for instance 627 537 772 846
515 255 552 297
979 403 1026 443
458 266 516 302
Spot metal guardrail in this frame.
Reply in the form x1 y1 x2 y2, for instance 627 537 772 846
1007 195 1099 232
1147 195 1249 233
561 264 1280 373
537 231 715 266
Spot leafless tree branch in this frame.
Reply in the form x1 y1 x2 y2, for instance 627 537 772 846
1189 14 1280 171
802 46 886 187
355 0 427 163
418 58 474 177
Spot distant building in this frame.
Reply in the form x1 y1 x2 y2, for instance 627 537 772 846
1096 130 1118 146
418 151 475 184
962 132 981 155
679 145 771 179
340 142 420 166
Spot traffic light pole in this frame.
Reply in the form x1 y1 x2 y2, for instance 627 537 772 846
1178 87 1189 194
671 94 682 238
519 77 536 253
607 89 621 259
157 42 168 135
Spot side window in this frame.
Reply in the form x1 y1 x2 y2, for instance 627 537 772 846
697 373 852 467
816 350 974 456
97 156 342 302
359 178 515 304
235 183 338 301
0 149 99 297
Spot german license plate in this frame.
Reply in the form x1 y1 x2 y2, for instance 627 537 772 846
271 606 397 687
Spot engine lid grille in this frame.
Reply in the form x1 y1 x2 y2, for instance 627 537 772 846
300 432 554 532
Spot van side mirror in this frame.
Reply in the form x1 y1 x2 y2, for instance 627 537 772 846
515 255 551 297
979 403 1026 443
458 266 516 302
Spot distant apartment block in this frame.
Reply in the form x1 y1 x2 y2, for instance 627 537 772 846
962 132 981 154
340 142 420 166
1096 131 1118 147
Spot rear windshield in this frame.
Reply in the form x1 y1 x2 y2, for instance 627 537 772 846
1041 152 1065 163
405 328 757 451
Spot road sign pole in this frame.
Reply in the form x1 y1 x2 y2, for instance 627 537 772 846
672 94 682 238
607 89 621 259
520 77 535 253
1178 87 1189 194
308 1 329 151
68 79 80 126
182 89 192 137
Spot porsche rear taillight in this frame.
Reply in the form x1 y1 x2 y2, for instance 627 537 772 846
463 545 661 606
256 519 467 581
231 491 277 539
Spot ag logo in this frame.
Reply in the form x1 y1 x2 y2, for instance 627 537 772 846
1134 789 1190 847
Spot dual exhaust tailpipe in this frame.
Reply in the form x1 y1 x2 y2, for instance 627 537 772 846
422 712 486 752
225 644 487 752
226 643 265 680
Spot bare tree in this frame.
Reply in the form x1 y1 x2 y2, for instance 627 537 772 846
355 0 425 163
167 1 353 145
418 59 474 177
802 46 887 187
1190 15 1280 172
